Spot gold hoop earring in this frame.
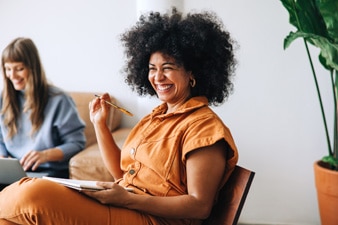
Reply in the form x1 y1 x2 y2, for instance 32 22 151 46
190 78 196 88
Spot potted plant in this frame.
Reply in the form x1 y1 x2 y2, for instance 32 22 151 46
279 0 338 224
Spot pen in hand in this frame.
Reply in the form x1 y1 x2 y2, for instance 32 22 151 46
94 94 133 117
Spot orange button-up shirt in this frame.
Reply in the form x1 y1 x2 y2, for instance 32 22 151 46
118 97 238 196
117 96 238 225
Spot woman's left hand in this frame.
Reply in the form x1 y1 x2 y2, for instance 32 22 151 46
20 150 48 171
20 148 64 171
82 182 132 206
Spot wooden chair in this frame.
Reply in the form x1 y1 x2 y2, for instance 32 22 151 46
202 165 255 225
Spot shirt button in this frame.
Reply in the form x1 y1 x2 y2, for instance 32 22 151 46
130 148 135 155
129 169 135 175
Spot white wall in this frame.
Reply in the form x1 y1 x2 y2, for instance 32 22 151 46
0 0 329 224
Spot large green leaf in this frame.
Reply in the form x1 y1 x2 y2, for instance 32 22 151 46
280 0 338 71
284 31 338 71
280 0 328 37
317 0 338 43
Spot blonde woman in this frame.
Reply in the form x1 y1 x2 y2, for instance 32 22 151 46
0 37 86 178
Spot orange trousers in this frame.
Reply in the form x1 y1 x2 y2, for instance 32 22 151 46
0 178 153 225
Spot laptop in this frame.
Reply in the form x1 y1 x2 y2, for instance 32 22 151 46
0 158 48 184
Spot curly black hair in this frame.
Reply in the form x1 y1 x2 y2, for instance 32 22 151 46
120 8 238 106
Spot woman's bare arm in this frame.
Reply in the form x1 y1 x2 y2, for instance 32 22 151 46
89 93 123 180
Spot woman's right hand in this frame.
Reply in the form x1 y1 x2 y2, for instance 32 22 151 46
89 93 111 126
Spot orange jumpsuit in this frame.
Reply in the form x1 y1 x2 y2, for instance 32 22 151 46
0 96 238 225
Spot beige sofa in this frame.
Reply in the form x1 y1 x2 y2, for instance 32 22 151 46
68 92 131 181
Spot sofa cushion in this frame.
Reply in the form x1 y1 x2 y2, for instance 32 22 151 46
69 128 131 181
68 92 122 147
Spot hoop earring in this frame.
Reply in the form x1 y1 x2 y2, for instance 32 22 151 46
190 78 196 88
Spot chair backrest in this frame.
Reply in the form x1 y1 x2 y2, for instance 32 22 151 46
202 165 255 225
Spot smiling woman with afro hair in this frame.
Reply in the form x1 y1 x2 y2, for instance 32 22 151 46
121 7 238 106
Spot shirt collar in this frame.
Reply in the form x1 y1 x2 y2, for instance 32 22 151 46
151 96 209 119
